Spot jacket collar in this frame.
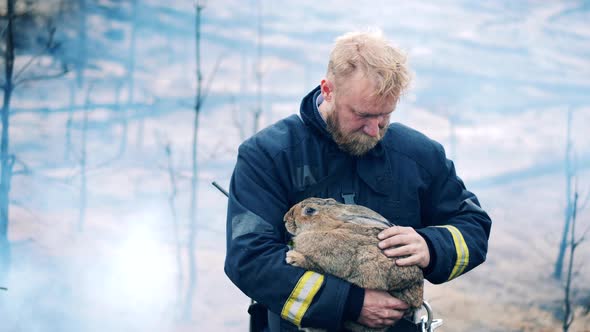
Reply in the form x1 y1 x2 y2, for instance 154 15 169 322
300 86 394 196
300 85 333 141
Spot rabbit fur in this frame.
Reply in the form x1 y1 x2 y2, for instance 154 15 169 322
283 197 424 332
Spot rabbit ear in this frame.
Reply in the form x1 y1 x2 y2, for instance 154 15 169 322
307 197 335 206
335 204 392 228
344 215 390 228
324 198 338 205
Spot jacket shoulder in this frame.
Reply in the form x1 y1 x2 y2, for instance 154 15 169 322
385 123 446 175
239 115 307 164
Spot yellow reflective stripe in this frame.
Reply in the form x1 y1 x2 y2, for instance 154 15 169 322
281 271 324 327
436 225 469 280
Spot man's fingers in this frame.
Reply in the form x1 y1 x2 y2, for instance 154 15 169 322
378 225 431 268
383 243 413 257
366 309 405 328
383 243 428 266
359 289 410 328
378 226 404 240
395 255 418 266
385 297 410 311
378 234 412 249
383 309 404 321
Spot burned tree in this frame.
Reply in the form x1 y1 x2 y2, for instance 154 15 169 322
65 0 86 160
0 0 68 281
560 188 589 332
554 109 575 280
182 0 222 319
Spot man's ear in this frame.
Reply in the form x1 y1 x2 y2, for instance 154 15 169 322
320 79 334 101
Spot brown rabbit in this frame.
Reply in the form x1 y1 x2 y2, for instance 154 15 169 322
284 197 423 332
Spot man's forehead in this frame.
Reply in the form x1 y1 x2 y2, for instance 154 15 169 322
339 81 394 102
349 94 396 115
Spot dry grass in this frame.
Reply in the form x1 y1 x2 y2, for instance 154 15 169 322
4 171 590 331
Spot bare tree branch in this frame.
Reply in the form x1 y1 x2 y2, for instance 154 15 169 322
10 199 45 225
13 56 44 82
58 163 122 182
13 22 58 81
162 136 184 311
11 101 160 115
198 54 224 109
15 68 68 87
563 190 581 332
0 22 8 40
11 155 32 176
13 54 52 83
555 109 575 280
578 225 590 245
0 3 42 19
579 186 590 212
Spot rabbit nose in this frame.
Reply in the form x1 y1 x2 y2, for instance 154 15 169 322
284 207 294 222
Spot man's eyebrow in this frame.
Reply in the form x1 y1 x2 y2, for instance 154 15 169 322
353 108 393 117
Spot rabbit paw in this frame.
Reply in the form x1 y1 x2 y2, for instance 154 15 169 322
286 250 307 267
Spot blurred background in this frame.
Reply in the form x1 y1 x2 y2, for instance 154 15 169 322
0 0 589 331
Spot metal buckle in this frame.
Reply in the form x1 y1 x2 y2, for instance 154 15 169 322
341 193 356 205
417 301 443 332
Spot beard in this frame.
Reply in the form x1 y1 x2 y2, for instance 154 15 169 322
325 109 386 157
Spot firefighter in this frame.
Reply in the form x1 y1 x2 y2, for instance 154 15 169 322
225 29 491 332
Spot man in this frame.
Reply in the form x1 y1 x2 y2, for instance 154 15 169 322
225 29 491 331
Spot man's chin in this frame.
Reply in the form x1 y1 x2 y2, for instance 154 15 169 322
326 116 384 156
338 139 379 156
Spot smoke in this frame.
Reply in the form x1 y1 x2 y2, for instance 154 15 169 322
1 210 178 332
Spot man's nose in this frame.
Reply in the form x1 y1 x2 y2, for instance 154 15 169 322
363 118 382 137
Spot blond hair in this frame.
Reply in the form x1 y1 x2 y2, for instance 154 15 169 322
327 29 411 100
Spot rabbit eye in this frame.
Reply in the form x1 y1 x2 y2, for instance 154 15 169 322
303 207 318 216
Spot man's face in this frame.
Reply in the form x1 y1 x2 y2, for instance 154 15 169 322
322 74 396 156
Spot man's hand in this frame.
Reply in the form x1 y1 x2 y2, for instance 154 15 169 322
357 289 409 328
378 226 430 268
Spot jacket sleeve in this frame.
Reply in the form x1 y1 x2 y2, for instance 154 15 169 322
416 143 492 284
224 142 352 330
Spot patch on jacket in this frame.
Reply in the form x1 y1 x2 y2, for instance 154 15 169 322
231 210 274 240
293 165 319 190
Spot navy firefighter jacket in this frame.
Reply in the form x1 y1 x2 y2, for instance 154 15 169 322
224 86 492 331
